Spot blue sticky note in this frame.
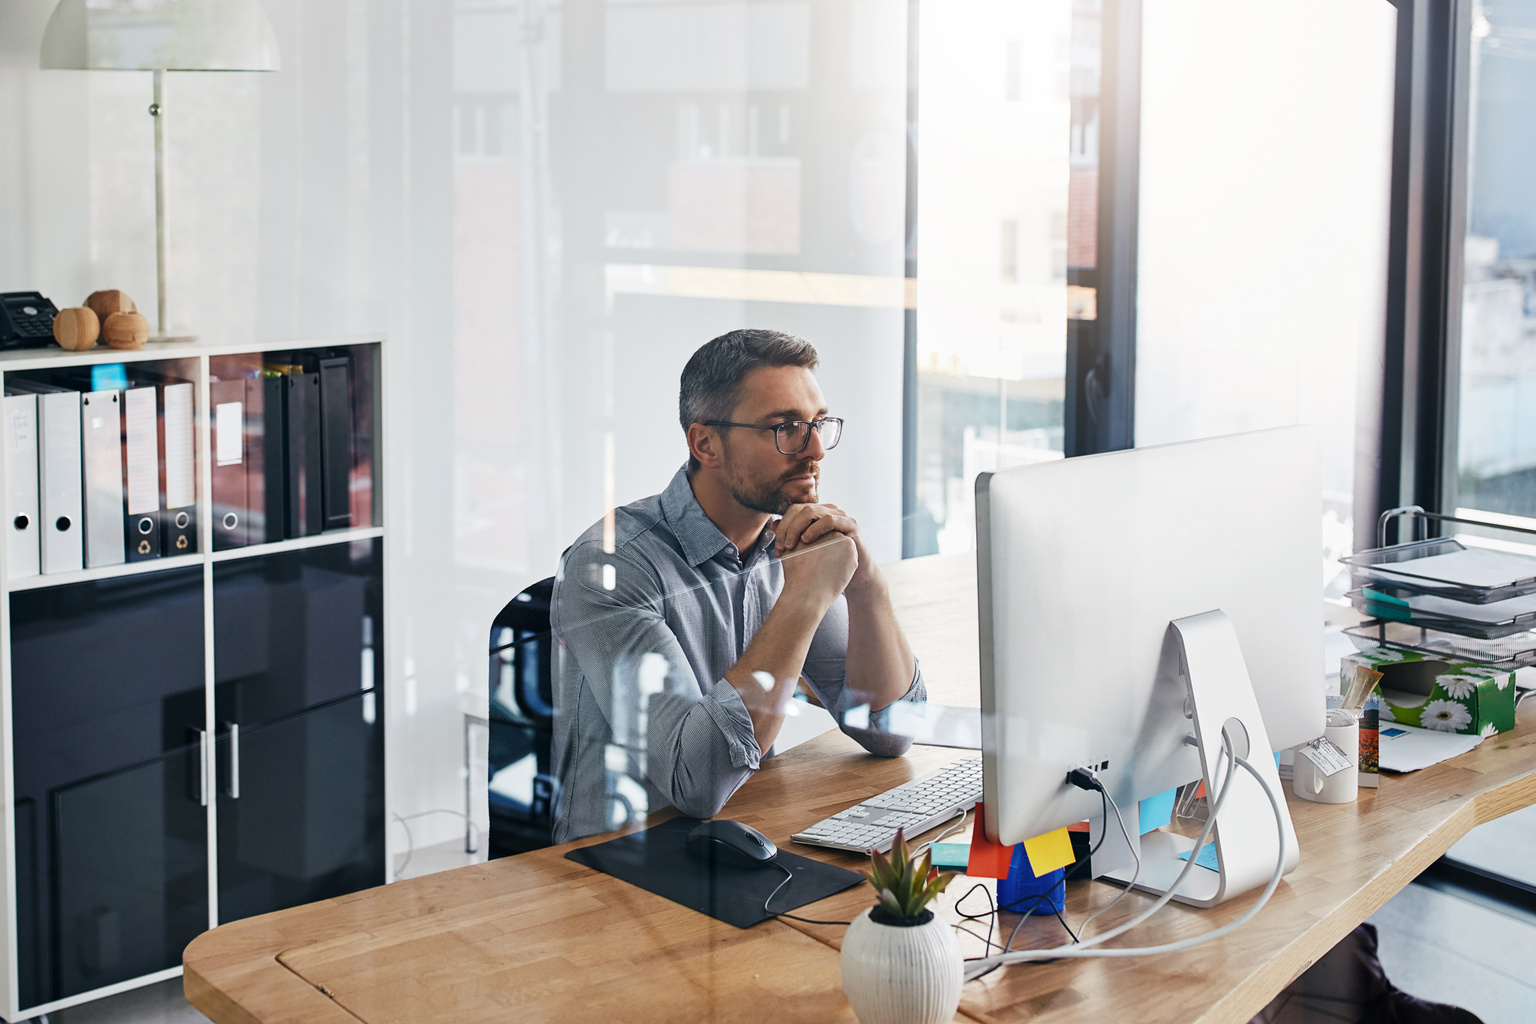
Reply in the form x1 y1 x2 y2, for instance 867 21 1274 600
1139 789 1175 834
1178 843 1221 872
91 363 130 392
930 842 970 870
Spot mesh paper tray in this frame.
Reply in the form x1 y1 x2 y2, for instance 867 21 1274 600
1347 588 1536 640
1344 619 1536 671
1340 537 1536 604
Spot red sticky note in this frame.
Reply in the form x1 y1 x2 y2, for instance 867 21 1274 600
965 802 1015 879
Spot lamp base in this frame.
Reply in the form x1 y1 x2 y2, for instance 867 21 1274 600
149 332 199 344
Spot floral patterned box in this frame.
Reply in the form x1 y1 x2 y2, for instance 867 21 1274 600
1341 647 1517 738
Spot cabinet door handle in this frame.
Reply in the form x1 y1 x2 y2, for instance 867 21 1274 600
194 727 208 807
223 721 241 799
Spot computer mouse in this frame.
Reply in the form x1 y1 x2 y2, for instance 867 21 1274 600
684 819 779 868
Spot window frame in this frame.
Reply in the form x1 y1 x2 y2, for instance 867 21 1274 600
1369 0 1473 546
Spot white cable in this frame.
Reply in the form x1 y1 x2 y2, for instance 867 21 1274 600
391 809 484 881
918 807 969 855
765 861 795 914
1070 731 1239 952
391 813 415 880
1030 730 1236 955
1074 785 1140 936
963 744 1287 977
965 728 1245 973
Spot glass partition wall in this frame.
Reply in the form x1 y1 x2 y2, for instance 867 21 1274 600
0 0 1409 936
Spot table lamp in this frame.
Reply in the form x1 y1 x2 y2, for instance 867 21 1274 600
40 0 280 342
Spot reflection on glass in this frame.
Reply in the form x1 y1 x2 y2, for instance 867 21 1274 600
451 0 912 576
1459 2 1536 521
912 0 1077 556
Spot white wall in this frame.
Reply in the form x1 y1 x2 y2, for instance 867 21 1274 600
0 0 910 852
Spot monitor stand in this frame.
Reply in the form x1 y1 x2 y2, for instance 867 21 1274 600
1095 609 1301 908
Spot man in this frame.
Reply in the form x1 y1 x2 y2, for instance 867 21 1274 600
549 329 924 843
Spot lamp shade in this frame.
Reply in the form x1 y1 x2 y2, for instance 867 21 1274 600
40 0 280 71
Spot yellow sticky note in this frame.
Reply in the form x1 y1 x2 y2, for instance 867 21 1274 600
1021 827 1075 877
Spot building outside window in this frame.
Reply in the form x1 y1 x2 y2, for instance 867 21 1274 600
1457 1 1536 524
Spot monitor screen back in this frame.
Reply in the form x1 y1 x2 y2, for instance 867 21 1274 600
976 426 1324 846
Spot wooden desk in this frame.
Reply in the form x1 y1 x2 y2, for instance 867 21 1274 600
185 553 1536 1024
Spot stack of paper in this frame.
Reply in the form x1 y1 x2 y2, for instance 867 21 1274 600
1378 723 1484 773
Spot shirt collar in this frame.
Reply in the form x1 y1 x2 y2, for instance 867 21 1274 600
659 464 774 568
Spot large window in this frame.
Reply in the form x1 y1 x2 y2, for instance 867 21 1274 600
1457 1 1536 523
908 0 1399 589
1135 0 1396 595
909 0 1092 557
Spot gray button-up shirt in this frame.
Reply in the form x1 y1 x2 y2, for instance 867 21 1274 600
549 465 925 843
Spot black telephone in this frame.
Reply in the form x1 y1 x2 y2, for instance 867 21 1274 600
0 292 60 350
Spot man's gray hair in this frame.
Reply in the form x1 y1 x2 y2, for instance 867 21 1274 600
679 330 819 467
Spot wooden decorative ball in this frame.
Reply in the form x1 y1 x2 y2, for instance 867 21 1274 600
85 289 136 323
103 311 150 350
52 307 101 351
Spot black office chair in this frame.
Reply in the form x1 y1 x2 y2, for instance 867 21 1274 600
486 577 634 858
486 578 560 857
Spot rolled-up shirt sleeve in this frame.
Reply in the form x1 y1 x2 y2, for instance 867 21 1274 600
800 595 926 757
553 542 758 821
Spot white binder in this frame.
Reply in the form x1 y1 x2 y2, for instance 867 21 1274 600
4 392 40 578
80 390 126 568
36 388 83 574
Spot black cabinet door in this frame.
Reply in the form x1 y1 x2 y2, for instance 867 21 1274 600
10 569 207 1009
50 744 209 1001
215 692 384 924
212 539 382 728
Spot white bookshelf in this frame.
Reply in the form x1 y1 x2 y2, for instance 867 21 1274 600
0 335 387 1022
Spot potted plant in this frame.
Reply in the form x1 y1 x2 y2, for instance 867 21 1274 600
840 829 963 1024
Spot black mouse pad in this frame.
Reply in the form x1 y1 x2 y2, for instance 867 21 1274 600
564 816 865 928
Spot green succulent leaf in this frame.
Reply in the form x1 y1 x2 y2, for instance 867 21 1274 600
875 888 904 918
867 846 893 885
862 828 951 922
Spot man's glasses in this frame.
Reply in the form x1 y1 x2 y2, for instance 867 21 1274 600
701 417 844 455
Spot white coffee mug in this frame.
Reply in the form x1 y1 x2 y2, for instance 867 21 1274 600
1293 709 1359 804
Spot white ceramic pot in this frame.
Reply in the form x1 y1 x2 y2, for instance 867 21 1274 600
839 907 963 1024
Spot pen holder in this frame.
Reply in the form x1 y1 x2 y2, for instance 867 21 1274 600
996 844 1065 916
1294 708 1359 804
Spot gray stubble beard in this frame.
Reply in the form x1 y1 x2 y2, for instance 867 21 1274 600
729 469 817 516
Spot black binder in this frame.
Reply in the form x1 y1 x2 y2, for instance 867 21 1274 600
318 355 353 531
283 372 324 538
245 376 286 545
128 368 197 556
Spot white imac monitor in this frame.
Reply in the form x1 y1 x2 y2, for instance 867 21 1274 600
976 427 1324 903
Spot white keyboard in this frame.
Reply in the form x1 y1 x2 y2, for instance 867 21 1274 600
791 757 982 854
